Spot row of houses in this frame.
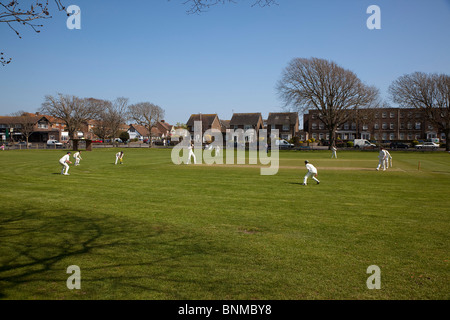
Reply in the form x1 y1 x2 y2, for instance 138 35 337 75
0 113 175 144
1 107 445 145
185 112 302 142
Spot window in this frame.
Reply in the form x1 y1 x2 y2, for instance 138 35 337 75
390 112 395 118
408 133 413 140
382 133 387 140
382 123 387 129
428 125 433 130
407 122 412 129
390 133 395 140
271 124 276 129
400 113 404 118
319 123 325 130
312 133 317 139
415 122 421 130
362 124 368 131
344 123 349 130
312 123 318 130
244 125 252 130
382 112 387 118
351 123 356 130
399 133 405 140
282 124 289 131
374 123 379 130
390 123 394 130
319 133 324 140
400 123 405 130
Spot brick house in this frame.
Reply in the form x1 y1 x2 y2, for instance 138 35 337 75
0 114 61 143
303 107 445 143
266 112 299 140
186 114 222 142
229 113 264 133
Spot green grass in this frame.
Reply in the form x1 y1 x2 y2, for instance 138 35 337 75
0 148 449 300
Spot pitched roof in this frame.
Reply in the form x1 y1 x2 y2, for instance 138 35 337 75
230 113 262 125
130 124 150 137
267 112 299 125
220 119 230 130
186 114 218 128
158 121 171 131
0 114 47 125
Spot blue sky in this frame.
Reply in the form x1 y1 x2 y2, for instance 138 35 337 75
1 0 449 126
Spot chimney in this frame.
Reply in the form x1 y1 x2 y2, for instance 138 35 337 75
161 120 165 123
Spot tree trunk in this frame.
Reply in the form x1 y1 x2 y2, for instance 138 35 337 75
445 128 450 151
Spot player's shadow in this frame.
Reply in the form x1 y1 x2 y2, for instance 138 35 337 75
288 182 304 185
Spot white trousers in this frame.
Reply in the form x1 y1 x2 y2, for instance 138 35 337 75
331 151 337 158
377 159 385 170
60 161 69 174
75 157 80 165
303 172 319 185
187 151 196 164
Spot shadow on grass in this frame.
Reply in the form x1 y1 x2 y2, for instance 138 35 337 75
288 182 304 185
0 208 204 299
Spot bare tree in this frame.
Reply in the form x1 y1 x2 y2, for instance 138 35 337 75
40 93 102 141
0 0 66 66
277 57 379 148
177 0 277 14
389 72 450 151
108 97 129 146
128 102 165 147
87 98 113 142
9 111 37 148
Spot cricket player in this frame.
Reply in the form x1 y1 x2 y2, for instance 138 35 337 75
215 145 220 157
302 160 320 185
115 151 124 165
187 143 196 164
384 150 393 169
376 147 387 171
73 151 82 166
59 152 72 175
331 146 337 159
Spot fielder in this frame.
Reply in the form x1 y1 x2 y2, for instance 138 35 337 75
73 151 82 166
215 145 220 157
59 152 72 175
115 151 124 165
187 143 196 164
331 146 337 159
302 160 320 185
376 147 387 171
